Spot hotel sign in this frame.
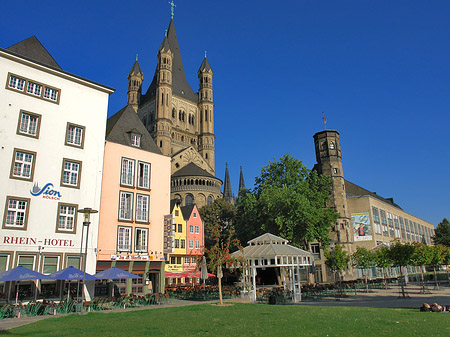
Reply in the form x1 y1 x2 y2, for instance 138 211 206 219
3 236 75 247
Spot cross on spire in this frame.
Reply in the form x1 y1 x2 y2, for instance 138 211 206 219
136 54 138 61
322 112 327 130
204 50 207 58
169 1 176 19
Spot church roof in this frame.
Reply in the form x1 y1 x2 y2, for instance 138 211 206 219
6 36 62 70
143 19 198 103
172 162 217 179
128 60 143 77
345 180 403 210
198 57 212 73
106 105 162 155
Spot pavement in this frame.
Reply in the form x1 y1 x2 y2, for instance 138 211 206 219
1 285 449 332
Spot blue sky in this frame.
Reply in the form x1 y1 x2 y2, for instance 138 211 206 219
2 1 449 225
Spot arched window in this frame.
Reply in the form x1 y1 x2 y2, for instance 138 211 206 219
185 194 194 206
330 141 335 149
321 142 327 150
207 195 213 205
205 153 208 159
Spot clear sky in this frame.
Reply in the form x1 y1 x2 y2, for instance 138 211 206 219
2 0 449 226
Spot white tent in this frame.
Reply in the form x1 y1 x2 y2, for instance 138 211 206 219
232 233 313 303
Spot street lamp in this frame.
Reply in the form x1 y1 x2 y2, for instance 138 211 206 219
76 207 98 309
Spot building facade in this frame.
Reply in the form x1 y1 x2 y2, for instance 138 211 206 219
0 37 114 299
96 105 171 295
127 17 222 207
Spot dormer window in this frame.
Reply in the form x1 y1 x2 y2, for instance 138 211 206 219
131 134 141 147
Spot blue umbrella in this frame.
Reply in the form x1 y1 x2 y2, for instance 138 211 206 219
0 266 51 304
94 267 142 280
49 266 98 301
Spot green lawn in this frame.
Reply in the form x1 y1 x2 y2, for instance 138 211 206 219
5 303 450 336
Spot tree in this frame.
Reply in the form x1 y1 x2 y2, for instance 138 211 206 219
430 244 447 290
433 218 450 247
236 154 339 248
235 189 263 246
199 198 237 250
388 241 414 298
351 247 375 292
373 245 392 289
411 242 433 293
325 244 350 287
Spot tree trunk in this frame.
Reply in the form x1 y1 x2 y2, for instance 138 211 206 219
218 276 223 305
383 267 387 289
399 267 406 298
365 271 369 293
433 266 439 290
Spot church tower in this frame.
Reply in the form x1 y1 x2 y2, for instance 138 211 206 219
223 163 234 204
198 56 215 171
313 130 351 245
127 58 143 112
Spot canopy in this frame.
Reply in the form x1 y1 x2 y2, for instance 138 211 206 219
94 267 142 279
49 266 98 280
0 266 51 281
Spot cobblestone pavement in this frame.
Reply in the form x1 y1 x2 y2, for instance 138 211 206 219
1 286 449 331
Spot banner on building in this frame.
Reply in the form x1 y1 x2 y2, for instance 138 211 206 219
352 212 373 241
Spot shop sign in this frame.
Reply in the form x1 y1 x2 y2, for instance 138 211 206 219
30 182 62 200
110 255 150 261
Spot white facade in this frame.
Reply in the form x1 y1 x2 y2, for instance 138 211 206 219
0 44 114 299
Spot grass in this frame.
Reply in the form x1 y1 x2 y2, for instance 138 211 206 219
3 303 450 336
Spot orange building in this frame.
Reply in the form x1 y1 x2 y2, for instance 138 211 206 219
96 105 171 295
182 204 204 273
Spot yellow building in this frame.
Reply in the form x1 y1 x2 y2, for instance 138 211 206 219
165 200 186 273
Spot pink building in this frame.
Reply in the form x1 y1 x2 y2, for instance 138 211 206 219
97 105 171 295
181 204 204 274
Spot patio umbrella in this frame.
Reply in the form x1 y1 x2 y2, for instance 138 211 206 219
0 266 51 304
49 266 98 301
94 267 142 297
201 256 209 291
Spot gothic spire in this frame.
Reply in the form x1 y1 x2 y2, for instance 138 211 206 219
223 163 233 203
239 166 246 191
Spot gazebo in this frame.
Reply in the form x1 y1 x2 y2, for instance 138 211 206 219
231 233 313 303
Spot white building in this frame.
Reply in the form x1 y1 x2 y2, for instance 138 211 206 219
0 36 114 300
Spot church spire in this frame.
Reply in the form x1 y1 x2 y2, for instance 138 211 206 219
127 58 143 112
239 166 246 191
223 163 234 204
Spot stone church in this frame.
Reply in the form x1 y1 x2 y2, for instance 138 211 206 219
126 17 222 207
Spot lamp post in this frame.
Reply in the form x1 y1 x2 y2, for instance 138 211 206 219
76 207 98 310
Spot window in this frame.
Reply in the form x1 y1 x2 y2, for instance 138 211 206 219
56 203 77 233
184 257 190 264
131 134 141 147
17 111 40 138
3 196 30 229
188 240 194 249
189 225 194 234
193 212 197 218
177 257 182 264
7 73 61 104
8 75 25 91
175 210 179 216
380 210 388 236
26 81 42 96
121 158 135 186
329 141 335 149
174 239 180 248
65 123 85 148
207 195 213 205
195 240 200 249
119 191 133 221
136 194 149 222
18 255 35 269
310 244 320 258
66 256 81 268
137 162 151 189
118 226 131 251
135 228 148 252
0 255 10 273
42 256 59 274
195 226 199 234
181 239 185 249
178 224 182 233
11 149 36 181
191 257 196 264
61 159 82 188
185 194 194 206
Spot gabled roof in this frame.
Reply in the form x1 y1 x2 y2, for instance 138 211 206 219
345 180 403 210
180 204 196 220
106 105 162 155
172 162 217 179
6 36 62 70
198 57 212 73
170 199 182 213
128 60 143 77
143 19 197 103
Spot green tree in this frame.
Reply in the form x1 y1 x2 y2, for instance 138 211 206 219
388 241 414 298
433 218 450 247
411 242 433 293
235 189 263 246
236 154 339 248
325 244 350 287
351 247 375 292
199 198 237 250
373 245 392 289
430 244 447 289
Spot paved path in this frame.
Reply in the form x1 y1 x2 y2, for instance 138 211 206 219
1 285 449 331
